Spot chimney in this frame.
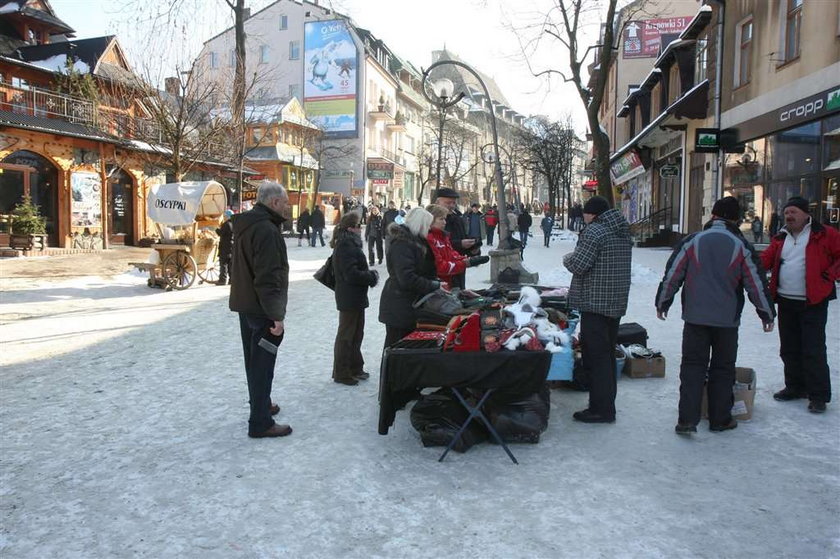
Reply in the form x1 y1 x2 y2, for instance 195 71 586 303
243 7 251 19
164 77 180 97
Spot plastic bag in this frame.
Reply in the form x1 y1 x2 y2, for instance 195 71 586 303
484 385 551 443
410 389 487 453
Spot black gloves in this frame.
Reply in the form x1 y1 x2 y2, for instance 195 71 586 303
369 269 380 287
468 255 490 267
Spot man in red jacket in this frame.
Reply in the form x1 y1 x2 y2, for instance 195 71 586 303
761 196 840 413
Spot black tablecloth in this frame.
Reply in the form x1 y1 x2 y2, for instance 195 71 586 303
378 349 551 434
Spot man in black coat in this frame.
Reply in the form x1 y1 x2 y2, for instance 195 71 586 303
310 205 326 247
434 187 478 289
229 182 292 438
215 209 234 285
382 200 399 253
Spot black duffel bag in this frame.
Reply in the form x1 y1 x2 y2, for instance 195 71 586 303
410 389 487 453
618 322 648 347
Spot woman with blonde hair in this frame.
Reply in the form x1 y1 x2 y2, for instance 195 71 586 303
331 211 379 385
378 207 442 347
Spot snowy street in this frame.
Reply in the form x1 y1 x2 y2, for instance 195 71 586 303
1 235 838 558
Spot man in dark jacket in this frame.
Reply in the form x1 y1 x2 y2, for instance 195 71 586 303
517 210 533 247
657 196 776 435
310 205 326 247
563 196 632 424
296 208 311 247
760 196 840 413
435 187 477 290
229 182 292 438
215 209 234 285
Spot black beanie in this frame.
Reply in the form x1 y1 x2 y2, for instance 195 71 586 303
712 196 740 221
784 196 809 213
583 196 610 216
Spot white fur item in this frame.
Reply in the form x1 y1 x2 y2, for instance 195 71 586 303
503 327 537 351
517 286 541 308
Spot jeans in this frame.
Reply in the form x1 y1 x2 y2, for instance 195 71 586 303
238 313 279 435
311 228 325 247
678 323 738 427
543 231 551 247
519 230 528 246
580 312 619 418
777 296 831 402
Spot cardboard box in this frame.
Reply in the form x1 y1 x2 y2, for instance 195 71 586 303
701 367 756 421
624 356 666 378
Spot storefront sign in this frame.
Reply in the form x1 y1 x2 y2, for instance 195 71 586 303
695 128 719 152
734 86 840 142
610 150 646 185
659 164 680 178
70 171 102 228
622 17 693 59
582 180 599 192
367 160 394 180
371 179 390 185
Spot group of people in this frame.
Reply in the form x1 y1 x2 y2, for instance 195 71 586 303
294 205 327 247
225 181 838 439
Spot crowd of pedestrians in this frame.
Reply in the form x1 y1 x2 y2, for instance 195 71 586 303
223 183 839 438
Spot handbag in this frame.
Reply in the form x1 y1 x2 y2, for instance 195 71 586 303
442 312 481 352
313 255 335 290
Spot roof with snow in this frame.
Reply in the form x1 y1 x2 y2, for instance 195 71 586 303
11 35 113 72
0 1 74 34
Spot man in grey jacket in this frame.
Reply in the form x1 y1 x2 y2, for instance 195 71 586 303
656 196 775 435
563 196 632 423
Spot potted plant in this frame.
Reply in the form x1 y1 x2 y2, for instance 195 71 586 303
9 195 47 252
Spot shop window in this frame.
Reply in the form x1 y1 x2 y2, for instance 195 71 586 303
735 18 753 87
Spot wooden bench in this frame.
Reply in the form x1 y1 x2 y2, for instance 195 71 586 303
129 262 167 289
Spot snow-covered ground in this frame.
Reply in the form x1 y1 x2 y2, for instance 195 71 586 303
1 230 838 558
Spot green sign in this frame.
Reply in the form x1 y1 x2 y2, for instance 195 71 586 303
659 164 680 178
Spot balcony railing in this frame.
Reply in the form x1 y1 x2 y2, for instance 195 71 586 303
381 148 405 167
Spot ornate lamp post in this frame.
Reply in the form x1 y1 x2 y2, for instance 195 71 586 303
421 61 511 249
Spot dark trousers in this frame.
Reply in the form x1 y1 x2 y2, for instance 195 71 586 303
519 230 528 246
450 272 466 290
679 323 738 427
777 296 831 402
367 237 383 264
218 255 231 283
486 226 496 246
580 312 619 418
384 326 413 350
311 228 325 247
543 231 551 247
333 310 365 381
298 227 310 243
238 313 278 435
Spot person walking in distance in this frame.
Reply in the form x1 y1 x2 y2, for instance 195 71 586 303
563 196 632 423
540 211 554 248
517 208 533 247
310 204 326 247
331 211 379 386
215 209 234 285
760 196 840 414
365 205 385 265
228 182 292 438
751 215 764 244
296 208 311 247
656 196 776 435
484 205 499 247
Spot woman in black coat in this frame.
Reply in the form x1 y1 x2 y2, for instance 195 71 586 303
297 208 311 247
331 211 379 386
378 207 441 348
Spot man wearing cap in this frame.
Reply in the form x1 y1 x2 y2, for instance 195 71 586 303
657 196 775 435
563 195 632 423
434 187 478 289
760 196 840 414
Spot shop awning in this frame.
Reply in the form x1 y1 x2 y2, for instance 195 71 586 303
147 181 227 226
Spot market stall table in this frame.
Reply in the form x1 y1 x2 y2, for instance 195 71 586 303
378 348 552 463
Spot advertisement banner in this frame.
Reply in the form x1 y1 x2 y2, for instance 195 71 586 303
70 171 102 227
623 17 693 59
611 150 646 185
367 160 394 180
303 20 358 137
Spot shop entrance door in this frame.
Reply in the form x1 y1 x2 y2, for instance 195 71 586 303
822 175 839 230
107 169 134 245
1 151 59 246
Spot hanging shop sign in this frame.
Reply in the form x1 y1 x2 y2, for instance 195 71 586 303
610 150 646 185
659 164 680 178
367 159 394 180
695 128 720 153
622 17 692 59
371 179 390 185
582 180 599 192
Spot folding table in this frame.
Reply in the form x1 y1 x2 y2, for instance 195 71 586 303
378 348 551 463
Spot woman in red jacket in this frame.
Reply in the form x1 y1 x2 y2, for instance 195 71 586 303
425 204 488 286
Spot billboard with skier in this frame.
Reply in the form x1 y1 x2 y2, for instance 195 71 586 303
303 20 358 137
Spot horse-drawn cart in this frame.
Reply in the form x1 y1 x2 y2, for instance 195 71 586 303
131 181 227 290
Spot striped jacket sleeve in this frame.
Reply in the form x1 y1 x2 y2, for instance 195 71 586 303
738 239 776 324
655 234 694 313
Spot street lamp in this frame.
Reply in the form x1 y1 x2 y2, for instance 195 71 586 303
421 60 511 249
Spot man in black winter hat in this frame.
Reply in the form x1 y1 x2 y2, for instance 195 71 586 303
564 195 632 423
657 196 775 435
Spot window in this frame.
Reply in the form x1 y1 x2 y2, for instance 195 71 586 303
279 15 288 30
260 45 269 64
694 38 707 84
289 41 300 60
229 49 236 68
209 51 218 69
736 18 753 86
289 83 301 100
784 0 802 61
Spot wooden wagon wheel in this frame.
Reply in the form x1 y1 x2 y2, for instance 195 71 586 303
161 251 197 290
197 247 220 285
